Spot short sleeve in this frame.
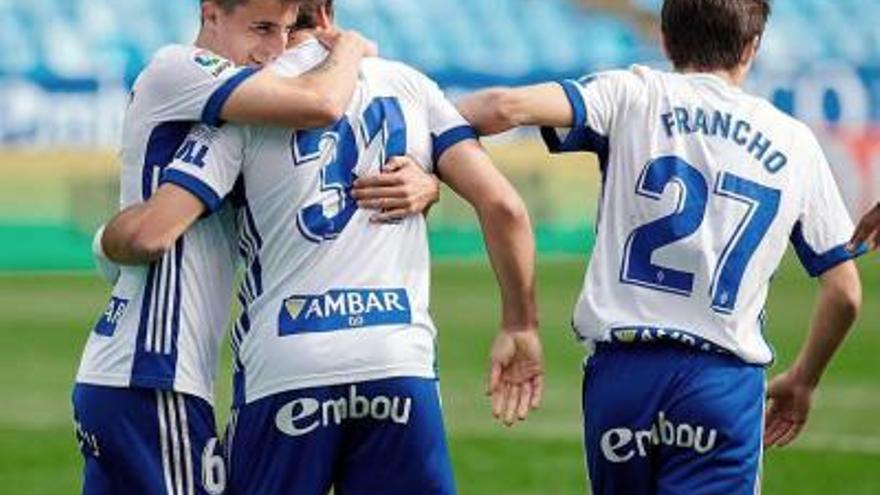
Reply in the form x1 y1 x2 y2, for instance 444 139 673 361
789 134 866 277
539 70 635 157
141 47 259 127
160 124 247 213
423 78 477 165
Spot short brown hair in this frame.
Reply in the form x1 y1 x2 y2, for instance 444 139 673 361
202 0 297 13
202 0 248 12
293 0 334 30
661 0 771 71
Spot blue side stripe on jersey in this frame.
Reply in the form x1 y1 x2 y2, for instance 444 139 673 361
131 238 185 390
789 222 865 277
232 198 263 406
201 67 259 127
431 125 478 164
142 122 196 200
161 169 223 213
242 205 264 293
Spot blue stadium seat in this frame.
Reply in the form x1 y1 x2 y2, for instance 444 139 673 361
1 0 875 86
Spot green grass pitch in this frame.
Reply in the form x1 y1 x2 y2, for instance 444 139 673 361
0 256 877 493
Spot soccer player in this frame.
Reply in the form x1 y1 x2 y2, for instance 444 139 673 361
849 202 880 251
105 5 544 492
72 1 380 494
456 0 864 492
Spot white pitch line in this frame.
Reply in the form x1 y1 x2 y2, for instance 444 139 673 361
788 433 880 456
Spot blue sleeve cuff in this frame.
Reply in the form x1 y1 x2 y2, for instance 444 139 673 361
559 79 587 128
431 125 478 164
540 80 609 156
160 169 223 213
790 222 867 277
201 67 260 127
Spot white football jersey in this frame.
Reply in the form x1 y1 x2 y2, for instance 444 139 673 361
76 45 258 402
165 39 476 404
543 65 860 365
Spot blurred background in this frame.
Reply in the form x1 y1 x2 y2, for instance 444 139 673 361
0 0 877 493
2 0 878 266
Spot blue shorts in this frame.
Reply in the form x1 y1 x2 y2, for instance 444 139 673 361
583 343 765 495
72 384 225 495
225 377 456 495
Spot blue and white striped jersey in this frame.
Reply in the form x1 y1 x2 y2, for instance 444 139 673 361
543 65 863 365
76 45 257 403
164 39 476 405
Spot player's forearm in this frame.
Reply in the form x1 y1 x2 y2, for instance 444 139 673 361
476 195 539 330
102 186 206 265
790 262 862 387
457 84 574 136
102 204 170 264
221 71 343 129
456 89 522 136
219 34 366 129
292 34 366 123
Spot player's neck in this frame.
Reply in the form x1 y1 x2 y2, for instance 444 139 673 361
678 66 747 87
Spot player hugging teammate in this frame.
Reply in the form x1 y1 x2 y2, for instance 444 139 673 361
75 0 868 494
74 0 542 494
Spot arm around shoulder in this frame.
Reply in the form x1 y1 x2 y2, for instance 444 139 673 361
456 83 574 136
101 185 207 265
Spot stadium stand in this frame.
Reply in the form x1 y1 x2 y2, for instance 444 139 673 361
0 0 650 86
2 0 878 88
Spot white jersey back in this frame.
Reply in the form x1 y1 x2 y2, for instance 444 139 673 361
165 40 475 404
543 65 860 364
76 45 257 402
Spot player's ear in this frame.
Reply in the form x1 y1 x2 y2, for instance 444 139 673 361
201 0 219 29
317 5 333 30
740 36 761 66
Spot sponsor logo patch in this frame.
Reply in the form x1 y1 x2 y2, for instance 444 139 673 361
278 288 411 335
275 385 412 437
601 412 718 463
93 297 128 337
192 49 233 78
610 326 731 355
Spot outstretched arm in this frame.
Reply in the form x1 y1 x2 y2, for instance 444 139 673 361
765 260 862 447
222 30 374 128
455 83 574 136
437 139 543 426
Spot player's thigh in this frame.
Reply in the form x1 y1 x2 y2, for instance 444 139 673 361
582 346 679 495
657 359 765 495
72 384 222 495
225 388 341 495
335 377 456 495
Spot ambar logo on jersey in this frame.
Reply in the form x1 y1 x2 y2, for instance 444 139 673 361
278 288 412 335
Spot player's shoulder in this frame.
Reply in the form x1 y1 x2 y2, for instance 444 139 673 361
362 58 438 92
141 44 236 83
744 92 820 149
573 64 653 96
586 64 653 82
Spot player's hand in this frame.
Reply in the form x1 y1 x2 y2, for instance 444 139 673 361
316 29 378 58
487 328 544 426
848 202 880 252
352 156 440 222
764 370 814 448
